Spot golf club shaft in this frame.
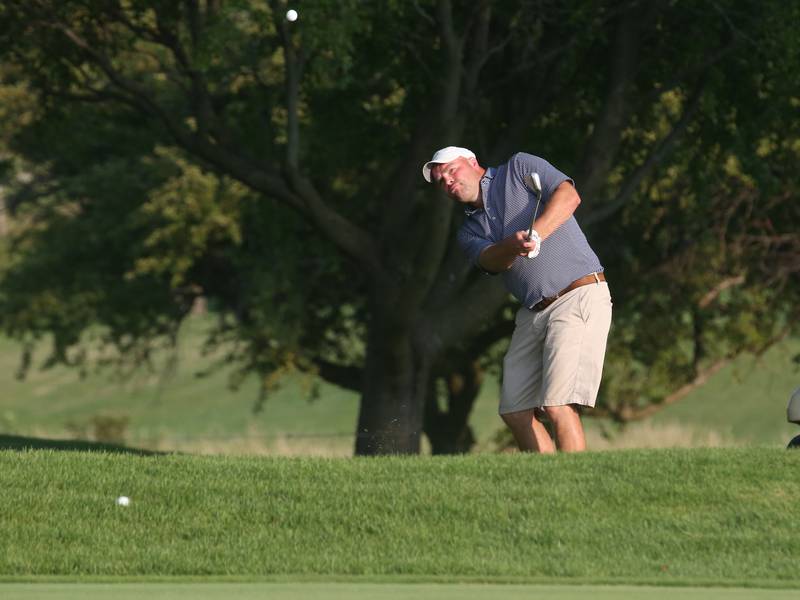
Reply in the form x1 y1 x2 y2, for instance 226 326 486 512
527 191 542 257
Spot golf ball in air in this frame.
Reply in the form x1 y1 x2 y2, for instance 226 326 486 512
116 496 130 507
286 9 298 21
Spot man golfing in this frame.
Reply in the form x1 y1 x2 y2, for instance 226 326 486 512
423 147 612 453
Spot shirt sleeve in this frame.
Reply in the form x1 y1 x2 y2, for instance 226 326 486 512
510 153 574 200
457 221 494 271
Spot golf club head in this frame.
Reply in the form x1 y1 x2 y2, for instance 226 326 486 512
526 172 542 194
787 434 800 450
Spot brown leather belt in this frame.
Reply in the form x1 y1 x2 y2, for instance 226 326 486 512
530 272 606 311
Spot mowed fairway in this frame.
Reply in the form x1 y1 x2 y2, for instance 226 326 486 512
1 448 798 596
2 582 800 600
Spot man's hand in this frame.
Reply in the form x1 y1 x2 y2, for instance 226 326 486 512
509 230 539 257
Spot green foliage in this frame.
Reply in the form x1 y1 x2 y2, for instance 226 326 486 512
124 146 247 292
0 0 377 393
0 0 797 438
1 101 178 370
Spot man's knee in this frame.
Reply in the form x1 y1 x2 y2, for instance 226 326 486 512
501 409 534 428
542 404 580 421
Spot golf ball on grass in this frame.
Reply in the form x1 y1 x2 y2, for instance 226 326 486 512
286 9 298 22
116 496 130 507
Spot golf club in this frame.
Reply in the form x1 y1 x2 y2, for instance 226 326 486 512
525 172 542 258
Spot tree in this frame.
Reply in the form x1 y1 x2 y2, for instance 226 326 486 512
0 0 797 454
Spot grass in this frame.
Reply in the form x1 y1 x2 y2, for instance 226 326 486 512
1 315 798 454
1 448 799 586
2 583 800 600
649 342 800 444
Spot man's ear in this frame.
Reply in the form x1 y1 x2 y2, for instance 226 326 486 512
467 157 479 168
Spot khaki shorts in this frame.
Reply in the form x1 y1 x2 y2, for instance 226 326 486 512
499 282 612 415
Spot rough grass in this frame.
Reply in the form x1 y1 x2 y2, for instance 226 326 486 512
1 448 798 586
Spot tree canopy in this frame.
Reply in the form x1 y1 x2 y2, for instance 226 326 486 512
0 0 798 454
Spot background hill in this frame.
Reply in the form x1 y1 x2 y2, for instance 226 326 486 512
1 315 798 455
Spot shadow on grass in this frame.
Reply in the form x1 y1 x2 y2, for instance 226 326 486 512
0 434 163 455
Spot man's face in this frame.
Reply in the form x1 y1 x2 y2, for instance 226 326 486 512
430 157 482 205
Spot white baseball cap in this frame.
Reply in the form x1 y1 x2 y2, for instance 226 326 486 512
422 146 476 182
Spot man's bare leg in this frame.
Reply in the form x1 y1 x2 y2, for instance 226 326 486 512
501 409 555 453
543 404 586 452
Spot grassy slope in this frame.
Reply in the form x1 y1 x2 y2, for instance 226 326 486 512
0 449 798 586
1 316 798 452
0 317 359 452
648 338 800 444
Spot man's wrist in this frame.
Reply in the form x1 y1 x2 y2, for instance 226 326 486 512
477 245 502 273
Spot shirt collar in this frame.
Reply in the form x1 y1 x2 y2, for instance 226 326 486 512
463 167 496 216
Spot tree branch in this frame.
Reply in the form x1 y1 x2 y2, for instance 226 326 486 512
51 9 386 278
582 75 706 229
435 0 464 123
592 328 792 422
314 359 362 393
593 358 731 422
270 0 306 169
462 2 491 99
411 0 436 28
399 2 498 308
575 8 641 202
698 275 746 309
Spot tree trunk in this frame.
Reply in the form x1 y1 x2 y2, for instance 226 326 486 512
354 294 428 455
423 358 482 455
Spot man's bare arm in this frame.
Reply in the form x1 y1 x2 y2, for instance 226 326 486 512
530 181 581 240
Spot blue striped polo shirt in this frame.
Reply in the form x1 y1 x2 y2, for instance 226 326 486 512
457 152 603 309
